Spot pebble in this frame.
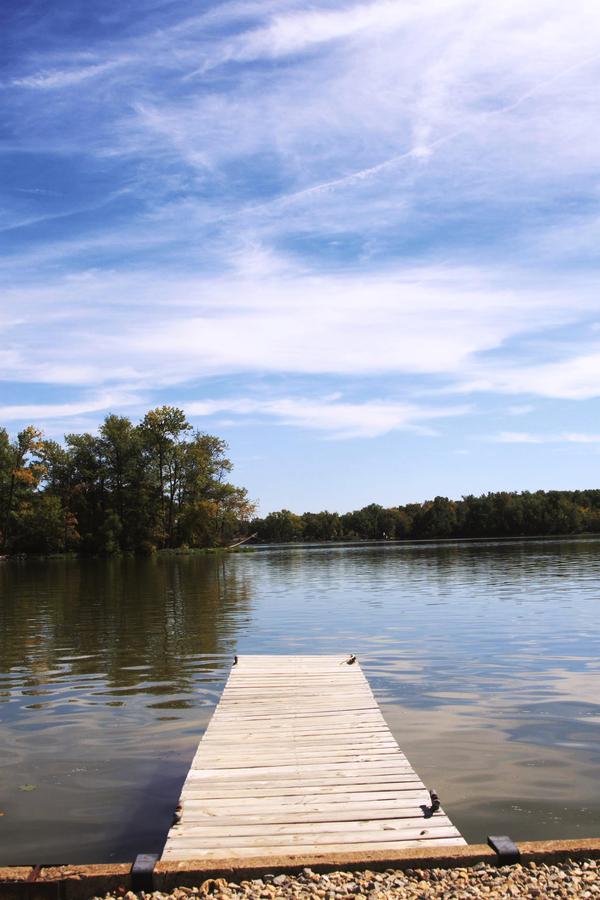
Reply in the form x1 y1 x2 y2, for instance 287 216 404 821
95 858 600 900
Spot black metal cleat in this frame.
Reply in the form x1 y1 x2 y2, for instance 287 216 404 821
488 835 520 865
131 854 159 893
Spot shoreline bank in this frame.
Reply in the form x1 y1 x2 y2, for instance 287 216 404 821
2 840 600 899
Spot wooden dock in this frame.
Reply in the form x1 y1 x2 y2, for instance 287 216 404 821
162 656 465 861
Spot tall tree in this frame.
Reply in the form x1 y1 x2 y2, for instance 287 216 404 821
139 407 192 548
0 426 44 553
37 439 80 551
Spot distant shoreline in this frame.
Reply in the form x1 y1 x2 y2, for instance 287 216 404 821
0 546 254 562
2 531 599 561
249 531 600 549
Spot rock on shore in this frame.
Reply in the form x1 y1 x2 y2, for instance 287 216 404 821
97 858 600 899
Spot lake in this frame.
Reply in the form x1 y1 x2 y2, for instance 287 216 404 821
1 537 600 864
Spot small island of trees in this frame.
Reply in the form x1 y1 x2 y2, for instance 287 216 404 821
0 406 254 555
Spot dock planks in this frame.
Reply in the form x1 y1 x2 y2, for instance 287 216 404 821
161 656 464 861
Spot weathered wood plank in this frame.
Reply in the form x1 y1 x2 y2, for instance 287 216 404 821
178 800 436 817
178 795 435 814
180 776 427 792
193 750 406 765
196 742 400 754
161 838 467 861
167 815 454 837
199 734 398 746
177 803 450 834
163 826 463 851
212 711 382 721
191 758 408 771
187 763 417 780
184 767 424 781
161 655 464 861
201 726 393 739
179 787 430 802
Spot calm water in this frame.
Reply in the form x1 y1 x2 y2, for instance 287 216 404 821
1 538 600 863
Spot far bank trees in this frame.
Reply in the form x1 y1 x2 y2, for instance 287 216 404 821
252 491 600 544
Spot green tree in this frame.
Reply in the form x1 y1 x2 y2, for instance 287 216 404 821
255 510 304 543
0 426 45 553
413 496 458 538
64 431 105 551
301 511 342 541
139 407 192 548
16 494 67 554
37 439 80 551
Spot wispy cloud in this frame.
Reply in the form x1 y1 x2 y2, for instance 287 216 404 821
2 260 595 392
0 388 467 440
206 0 427 66
507 405 535 416
186 395 469 438
12 60 124 90
0 391 141 423
494 432 600 445
458 350 600 400
3 0 600 499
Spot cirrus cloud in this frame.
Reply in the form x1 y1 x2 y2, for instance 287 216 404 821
3 0 600 506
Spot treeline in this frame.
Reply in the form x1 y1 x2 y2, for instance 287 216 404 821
251 491 600 543
0 407 254 555
3 409 599 556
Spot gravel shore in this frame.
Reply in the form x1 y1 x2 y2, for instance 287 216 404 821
97 858 600 900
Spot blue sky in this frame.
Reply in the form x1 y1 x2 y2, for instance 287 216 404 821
2 0 600 513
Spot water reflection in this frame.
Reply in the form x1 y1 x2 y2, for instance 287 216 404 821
1 538 600 861
0 556 252 863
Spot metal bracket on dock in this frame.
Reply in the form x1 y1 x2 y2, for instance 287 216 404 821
131 853 159 892
487 835 521 865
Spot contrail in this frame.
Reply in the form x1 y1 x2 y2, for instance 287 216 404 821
254 49 600 210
